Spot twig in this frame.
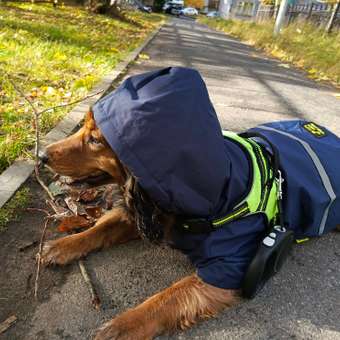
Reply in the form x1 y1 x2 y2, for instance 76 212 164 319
35 174 55 201
26 207 51 216
34 217 51 299
78 260 101 310
0 315 17 335
6 76 41 169
37 89 104 116
8 73 101 308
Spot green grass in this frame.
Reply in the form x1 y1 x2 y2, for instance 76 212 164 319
199 17 340 87
0 187 30 231
0 3 164 172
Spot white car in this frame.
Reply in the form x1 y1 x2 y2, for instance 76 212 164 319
206 11 219 17
181 7 198 16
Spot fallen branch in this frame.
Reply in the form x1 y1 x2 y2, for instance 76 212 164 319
8 73 101 308
34 217 51 299
0 315 17 335
78 260 101 310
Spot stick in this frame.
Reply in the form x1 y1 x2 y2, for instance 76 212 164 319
37 89 104 116
6 76 41 169
0 315 17 335
34 217 51 299
35 173 55 201
8 74 101 307
78 260 101 310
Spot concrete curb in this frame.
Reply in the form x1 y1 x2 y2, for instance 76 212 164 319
0 24 163 209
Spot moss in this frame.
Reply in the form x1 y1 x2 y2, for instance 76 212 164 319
0 187 30 231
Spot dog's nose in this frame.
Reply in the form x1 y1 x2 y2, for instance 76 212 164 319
39 151 49 164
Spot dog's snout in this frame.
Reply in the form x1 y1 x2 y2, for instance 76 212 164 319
39 151 49 164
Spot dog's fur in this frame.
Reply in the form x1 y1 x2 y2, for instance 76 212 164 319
42 111 240 340
42 111 340 339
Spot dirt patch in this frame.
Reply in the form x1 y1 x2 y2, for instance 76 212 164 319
0 176 73 339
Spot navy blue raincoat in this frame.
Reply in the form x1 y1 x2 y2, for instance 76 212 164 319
93 67 340 290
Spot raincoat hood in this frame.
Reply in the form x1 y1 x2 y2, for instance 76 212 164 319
93 67 234 217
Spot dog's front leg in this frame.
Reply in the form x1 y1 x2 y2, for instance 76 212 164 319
41 208 139 266
94 274 239 340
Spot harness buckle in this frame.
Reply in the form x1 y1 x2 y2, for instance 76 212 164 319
275 169 284 200
177 218 213 234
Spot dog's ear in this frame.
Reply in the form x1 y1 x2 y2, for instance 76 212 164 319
122 171 164 242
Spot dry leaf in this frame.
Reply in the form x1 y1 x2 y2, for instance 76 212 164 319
278 63 290 69
85 206 103 219
47 199 71 217
79 188 99 202
64 197 79 215
139 53 150 60
57 215 94 233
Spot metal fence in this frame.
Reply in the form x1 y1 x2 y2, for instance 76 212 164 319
233 1 340 30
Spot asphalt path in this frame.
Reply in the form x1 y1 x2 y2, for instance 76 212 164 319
1 17 339 340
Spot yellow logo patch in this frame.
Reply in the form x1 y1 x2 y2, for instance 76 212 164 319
303 122 325 138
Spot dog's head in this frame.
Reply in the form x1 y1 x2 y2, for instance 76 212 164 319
43 111 126 184
43 110 174 242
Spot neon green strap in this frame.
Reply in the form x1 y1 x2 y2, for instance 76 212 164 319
211 131 278 227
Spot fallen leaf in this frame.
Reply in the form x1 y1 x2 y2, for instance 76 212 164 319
47 199 71 217
48 181 68 196
85 206 103 219
64 197 78 215
139 53 150 60
278 63 290 69
79 188 99 202
57 215 94 233
333 93 340 99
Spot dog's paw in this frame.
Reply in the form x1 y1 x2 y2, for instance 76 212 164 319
94 314 154 340
39 237 80 266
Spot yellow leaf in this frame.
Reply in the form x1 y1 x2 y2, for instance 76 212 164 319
308 68 317 74
54 52 67 61
278 63 290 69
139 53 150 60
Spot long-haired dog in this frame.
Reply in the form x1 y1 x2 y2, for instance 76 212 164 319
40 67 340 340
41 109 239 340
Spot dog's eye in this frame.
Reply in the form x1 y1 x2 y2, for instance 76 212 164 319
88 135 102 145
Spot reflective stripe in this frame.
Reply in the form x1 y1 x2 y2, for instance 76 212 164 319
257 125 336 235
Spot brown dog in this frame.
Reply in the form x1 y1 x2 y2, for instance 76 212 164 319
41 111 239 340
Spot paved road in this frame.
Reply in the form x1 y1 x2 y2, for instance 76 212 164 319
2 18 340 340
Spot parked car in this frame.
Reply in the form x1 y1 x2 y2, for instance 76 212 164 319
170 5 183 15
181 7 198 16
138 5 152 13
163 0 184 14
206 11 219 17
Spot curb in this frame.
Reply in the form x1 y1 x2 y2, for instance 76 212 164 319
0 24 163 209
